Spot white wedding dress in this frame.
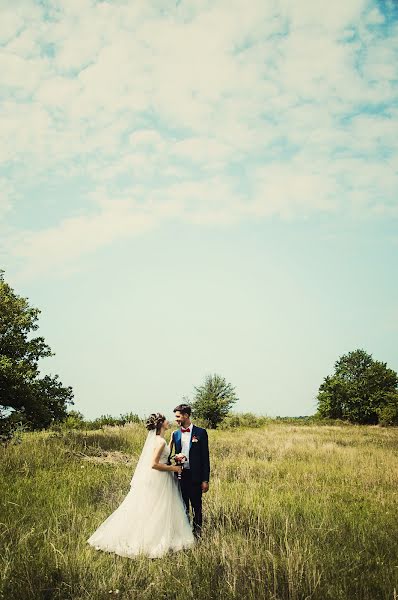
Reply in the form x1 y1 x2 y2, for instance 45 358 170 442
87 430 195 558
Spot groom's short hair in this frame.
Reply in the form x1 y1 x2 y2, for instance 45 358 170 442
173 403 192 416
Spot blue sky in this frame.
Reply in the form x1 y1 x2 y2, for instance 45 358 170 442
0 0 397 420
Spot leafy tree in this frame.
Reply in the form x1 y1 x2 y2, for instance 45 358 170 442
377 393 398 426
191 373 238 428
317 349 398 425
0 270 74 440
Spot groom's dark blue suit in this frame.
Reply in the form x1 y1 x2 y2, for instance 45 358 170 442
171 425 210 483
169 424 210 538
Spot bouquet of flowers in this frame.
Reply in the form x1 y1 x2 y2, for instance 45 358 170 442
170 453 187 480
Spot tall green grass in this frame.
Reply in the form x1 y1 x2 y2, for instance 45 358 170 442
1 423 397 599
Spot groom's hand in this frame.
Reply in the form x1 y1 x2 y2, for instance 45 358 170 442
201 481 209 493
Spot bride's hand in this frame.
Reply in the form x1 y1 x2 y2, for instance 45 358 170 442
171 465 182 474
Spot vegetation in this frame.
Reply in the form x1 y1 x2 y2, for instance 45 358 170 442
1 272 397 597
0 271 73 443
317 349 398 425
0 422 397 600
217 413 350 429
50 410 142 432
191 373 238 428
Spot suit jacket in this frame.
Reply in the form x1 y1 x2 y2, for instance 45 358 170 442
169 425 210 484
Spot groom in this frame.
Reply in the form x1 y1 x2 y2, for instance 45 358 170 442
169 403 210 539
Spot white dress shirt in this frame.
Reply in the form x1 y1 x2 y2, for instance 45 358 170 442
180 422 193 469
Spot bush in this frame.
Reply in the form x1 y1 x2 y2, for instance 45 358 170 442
218 412 272 429
89 412 141 429
49 411 143 432
0 413 28 445
191 373 238 428
377 393 398 426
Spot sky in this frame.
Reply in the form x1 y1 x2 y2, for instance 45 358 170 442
0 0 397 420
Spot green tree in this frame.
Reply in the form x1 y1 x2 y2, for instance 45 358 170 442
0 270 74 440
317 349 398 425
191 373 238 428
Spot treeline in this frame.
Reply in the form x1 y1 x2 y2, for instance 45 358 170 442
48 410 354 433
1 271 398 445
52 410 142 431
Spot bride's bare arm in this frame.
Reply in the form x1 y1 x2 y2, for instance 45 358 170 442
151 440 181 473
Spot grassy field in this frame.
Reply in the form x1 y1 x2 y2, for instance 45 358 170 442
0 422 397 600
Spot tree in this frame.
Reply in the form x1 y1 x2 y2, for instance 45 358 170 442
316 349 398 425
191 373 238 428
0 270 74 440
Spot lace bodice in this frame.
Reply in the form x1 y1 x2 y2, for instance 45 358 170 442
157 438 170 464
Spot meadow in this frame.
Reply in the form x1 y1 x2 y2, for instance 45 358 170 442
0 422 397 600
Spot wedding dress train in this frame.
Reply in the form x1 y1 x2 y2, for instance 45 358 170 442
86 430 195 558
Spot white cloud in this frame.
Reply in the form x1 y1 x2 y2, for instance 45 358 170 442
252 163 339 218
0 51 47 95
280 0 366 31
9 199 159 278
171 137 232 165
128 130 166 149
0 0 397 276
35 76 81 106
366 7 385 25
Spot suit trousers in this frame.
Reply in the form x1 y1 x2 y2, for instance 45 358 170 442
179 468 203 537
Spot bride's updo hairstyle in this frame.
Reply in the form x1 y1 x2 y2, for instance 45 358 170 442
145 413 166 434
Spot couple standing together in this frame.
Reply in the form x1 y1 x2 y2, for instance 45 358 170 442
87 404 211 558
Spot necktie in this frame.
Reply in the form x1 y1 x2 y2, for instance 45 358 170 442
181 427 190 433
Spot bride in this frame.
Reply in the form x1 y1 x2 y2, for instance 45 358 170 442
86 413 195 558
